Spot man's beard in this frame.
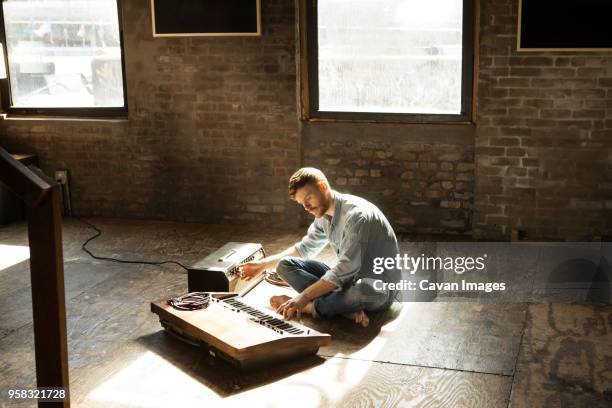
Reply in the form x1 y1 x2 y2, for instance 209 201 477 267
310 198 330 218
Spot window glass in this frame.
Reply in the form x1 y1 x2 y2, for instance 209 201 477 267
317 0 463 114
3 0 124 108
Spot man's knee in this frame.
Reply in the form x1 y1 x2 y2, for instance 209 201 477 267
276 256 299 277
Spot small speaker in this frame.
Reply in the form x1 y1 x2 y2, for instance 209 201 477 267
187 242 266 294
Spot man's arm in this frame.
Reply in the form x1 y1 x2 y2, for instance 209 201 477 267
319 215 367 287
300 278 337 302
238 243 300 280
240 219 328 280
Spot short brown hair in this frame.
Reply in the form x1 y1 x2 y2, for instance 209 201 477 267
288 167 329 199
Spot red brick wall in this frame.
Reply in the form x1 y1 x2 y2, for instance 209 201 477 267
301 123 474 235
0 0 300 226
474 0 612 240
1 0 610 240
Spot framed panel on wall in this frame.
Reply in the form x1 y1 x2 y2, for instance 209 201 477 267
518 0 612 51
151 0 261 37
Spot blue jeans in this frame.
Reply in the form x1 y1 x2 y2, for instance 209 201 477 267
276 256 393 318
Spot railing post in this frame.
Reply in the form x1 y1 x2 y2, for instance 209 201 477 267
0 147 70 407
27 184 70 408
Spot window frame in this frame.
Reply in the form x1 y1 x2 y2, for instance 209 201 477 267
299 0 476 124
0 0 128 117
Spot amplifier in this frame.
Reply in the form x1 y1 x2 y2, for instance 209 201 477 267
188 242 266 296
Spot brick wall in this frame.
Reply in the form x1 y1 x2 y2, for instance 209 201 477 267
0 0 300 227
1 0 610 239
301 123 474 235
474 0 612 240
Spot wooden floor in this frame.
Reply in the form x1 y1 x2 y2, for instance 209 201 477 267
0 218 610 407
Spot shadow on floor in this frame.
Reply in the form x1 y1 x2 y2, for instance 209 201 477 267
135 299 402 398
136 330 326 398
303 301 403 353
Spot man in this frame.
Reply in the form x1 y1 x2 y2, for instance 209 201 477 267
239 167 400 327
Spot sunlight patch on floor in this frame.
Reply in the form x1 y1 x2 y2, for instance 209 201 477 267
85 350 383 408
0 244 29 271
86 351 217 407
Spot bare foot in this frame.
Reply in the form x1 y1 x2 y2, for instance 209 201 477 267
269 295 315 318
269 295 291 309
344 310 370 327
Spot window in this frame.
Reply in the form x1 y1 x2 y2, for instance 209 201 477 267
0 0 127 116
301 0 475 122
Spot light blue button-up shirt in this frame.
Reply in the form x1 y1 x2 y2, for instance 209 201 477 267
296 191 400 292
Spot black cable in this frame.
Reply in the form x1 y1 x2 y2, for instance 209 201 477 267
167 292 211 311
74 216 190 271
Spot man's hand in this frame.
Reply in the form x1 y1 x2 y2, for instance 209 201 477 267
276 294 309 321
238 260 266 280
237 244 301 281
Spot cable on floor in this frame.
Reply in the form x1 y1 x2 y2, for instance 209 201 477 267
75 216 190 272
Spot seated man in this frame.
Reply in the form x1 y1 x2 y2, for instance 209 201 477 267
239 167 400 327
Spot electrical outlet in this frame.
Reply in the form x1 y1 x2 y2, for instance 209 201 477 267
55 170 68 185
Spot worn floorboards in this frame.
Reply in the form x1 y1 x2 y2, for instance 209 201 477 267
0 218 610 407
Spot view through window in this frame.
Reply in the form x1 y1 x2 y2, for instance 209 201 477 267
2 0 125 109
317 0 464 115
